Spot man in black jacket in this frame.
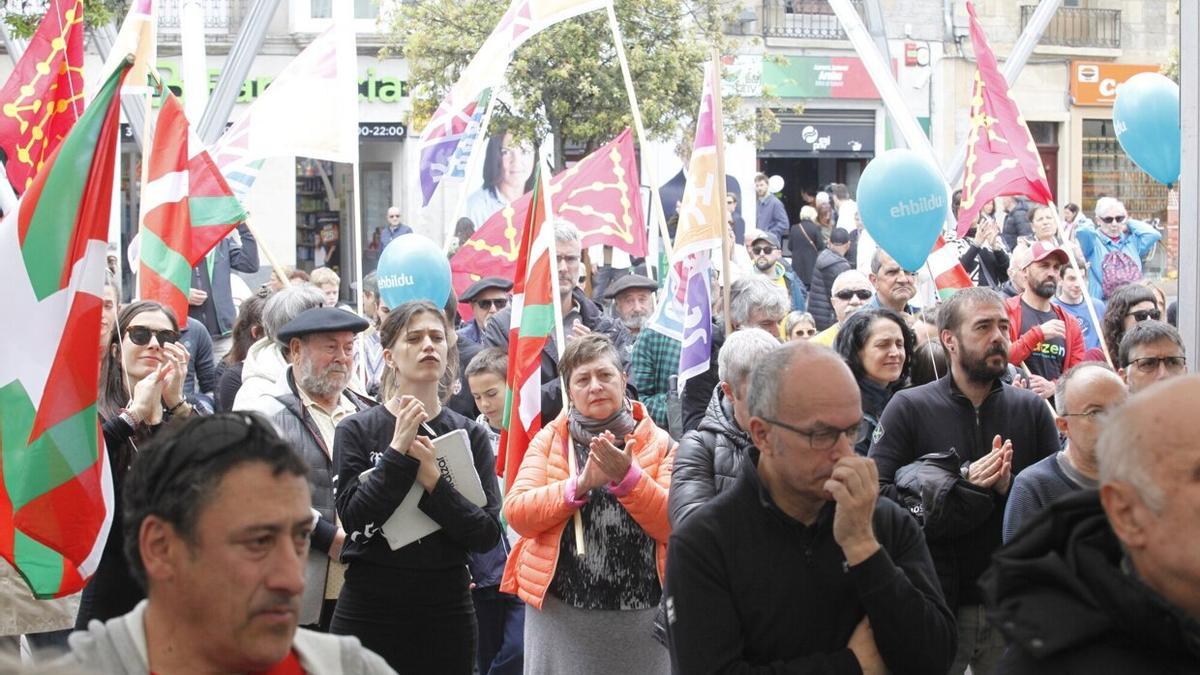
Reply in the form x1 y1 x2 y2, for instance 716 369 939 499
189 223 259 358
1000 196 1033 251
482 220 632 420
982 375 1200 673
869 286 1059 675
666 342 955 675
809 228 854 330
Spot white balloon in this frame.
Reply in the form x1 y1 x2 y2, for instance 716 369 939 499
768 175 785 193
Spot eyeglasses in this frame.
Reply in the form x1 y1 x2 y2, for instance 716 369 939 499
793 328 817 337
1060 408 1111 420
1100 215 1127 224
127 326 180 346
474 298 508 311
751 246 776 256
759 416 869 451
834 289 873 301
1127 308 1162 323
1126 355 1187 374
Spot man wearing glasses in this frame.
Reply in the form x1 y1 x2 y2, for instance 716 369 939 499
378 206 412 251
1118 320 1188 393
812 270 873 347
747 231 806 312
869 287 1060 675
1074 197 1162 300
457 277 512 345
666 342 955 674
1002 362 1126 542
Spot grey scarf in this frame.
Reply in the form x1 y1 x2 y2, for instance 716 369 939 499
567 402 637 454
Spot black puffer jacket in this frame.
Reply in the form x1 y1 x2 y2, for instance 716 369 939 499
668 385 756 528
982 490 1200 674
808 249 853 330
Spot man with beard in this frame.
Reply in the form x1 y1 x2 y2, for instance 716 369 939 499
869 286 1059 675
748 231 806 311
754 173 789 242
242 307 374 631
1005 242 1085 400
604 273 657 340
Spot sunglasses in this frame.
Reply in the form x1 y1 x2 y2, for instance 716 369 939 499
751 246 776 256
793 328 817 337
834 289 873 301
127 326 180 346
147 413 268 503
474 298 508 311
1127 308 1161 323
1100 215 1127 224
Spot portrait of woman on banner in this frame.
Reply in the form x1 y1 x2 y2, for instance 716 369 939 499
464 129 536 230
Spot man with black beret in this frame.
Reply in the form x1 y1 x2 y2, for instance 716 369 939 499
458 276 513 345
604 273 658 339
240 306 375 631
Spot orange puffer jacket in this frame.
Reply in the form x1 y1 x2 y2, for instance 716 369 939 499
500 401 675 609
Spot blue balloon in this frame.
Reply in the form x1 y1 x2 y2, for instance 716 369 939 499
377 233 452 309
1113 72 1181 186
856 149 949 272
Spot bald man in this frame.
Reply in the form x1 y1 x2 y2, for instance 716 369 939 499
984 375 1200 672
666 342 954 674
812 270 873 346
1002 362 1127 542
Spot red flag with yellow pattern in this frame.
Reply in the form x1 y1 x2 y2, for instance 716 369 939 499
955 1 1053 237
0 0 84 195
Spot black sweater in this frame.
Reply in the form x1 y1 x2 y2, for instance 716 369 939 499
665 464 955 675
868 374 1059 608
333 405 501 572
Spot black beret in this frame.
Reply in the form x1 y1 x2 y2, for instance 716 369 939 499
277 307 370 343
604 273 659 300
459 276 514 303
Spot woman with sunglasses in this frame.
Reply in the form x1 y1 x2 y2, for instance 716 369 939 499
331 301 501 674
78 300 197 628
1074 196 1162 300
784 311 817 341
1089 284 1161 365
834 309 915 456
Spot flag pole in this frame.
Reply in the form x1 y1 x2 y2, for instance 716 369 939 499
604 0 673 262
539 157 585 556
709 51 733 336
242 213 292 289
446 88 500 240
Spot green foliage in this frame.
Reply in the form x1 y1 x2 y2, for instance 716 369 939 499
3 0 125 38
388 0 779 168
1161 48 1179 84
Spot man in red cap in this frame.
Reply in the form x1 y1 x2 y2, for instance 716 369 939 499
1005 242 1086 399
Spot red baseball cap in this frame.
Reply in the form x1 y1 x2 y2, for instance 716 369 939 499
1025 241 1071 268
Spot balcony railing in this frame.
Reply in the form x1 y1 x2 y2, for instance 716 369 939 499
763 0 865 40
157 0 238 34
1020 5 1121 49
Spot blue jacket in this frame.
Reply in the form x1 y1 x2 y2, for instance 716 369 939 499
755 194 789 241
775 262 807 312
188 223 259 338
1074 220 1161 300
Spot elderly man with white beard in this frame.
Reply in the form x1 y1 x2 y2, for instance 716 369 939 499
239 306 375 632
604 273 659 340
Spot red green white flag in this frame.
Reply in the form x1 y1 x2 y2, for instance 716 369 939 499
138 91 247 322
0 61 131 599
928 236 974 298
497 166 556 492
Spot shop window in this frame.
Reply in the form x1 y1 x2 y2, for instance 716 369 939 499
1080 119 1167 224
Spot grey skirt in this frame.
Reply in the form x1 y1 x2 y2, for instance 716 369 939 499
523 594 670 675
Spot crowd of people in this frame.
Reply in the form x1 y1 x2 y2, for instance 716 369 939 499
1 184 1195 675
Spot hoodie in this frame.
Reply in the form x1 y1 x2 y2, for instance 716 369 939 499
56 600 396 674
981 490 1200 674
231 337 288 412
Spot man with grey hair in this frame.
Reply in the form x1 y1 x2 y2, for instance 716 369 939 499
983 374 1200 672
679 275 790 433
669 328 780 527
666 342 955 674
1074 196 1162 300
483 219 632 420
233 284 327 411
1001 362 1126 542
1118 320 1187 393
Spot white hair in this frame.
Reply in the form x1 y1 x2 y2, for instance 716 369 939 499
718 328 781 388
554 219 582 245
1094 196 1124 219
831 270 871 294
1095 402 1165 512
729 276 789 327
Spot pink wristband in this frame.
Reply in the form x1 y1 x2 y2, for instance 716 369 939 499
608 463 642 497
564 476 589 507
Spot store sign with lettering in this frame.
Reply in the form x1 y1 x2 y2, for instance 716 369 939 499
1070 62 1161 107
155 62 408 106
761 55 886 100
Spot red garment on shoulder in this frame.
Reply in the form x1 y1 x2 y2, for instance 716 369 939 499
152 650 304 675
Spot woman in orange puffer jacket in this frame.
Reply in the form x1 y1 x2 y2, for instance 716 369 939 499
501 333 674 674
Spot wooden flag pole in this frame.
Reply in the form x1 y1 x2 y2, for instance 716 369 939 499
1047 200 1113 368
242 213 292 289
709 50 733 337
538 158 585 556
604 0 673 262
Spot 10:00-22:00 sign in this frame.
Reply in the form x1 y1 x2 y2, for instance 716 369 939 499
359 123 407 140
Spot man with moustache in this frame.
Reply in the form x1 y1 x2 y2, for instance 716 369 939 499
604 273 658 340
241 307 375 631
747 231 807 311
1005 242 1085 400
457 276 513 345
812 270 873 347
58 414 392 673
866 250 917 317
869 287 1059 675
